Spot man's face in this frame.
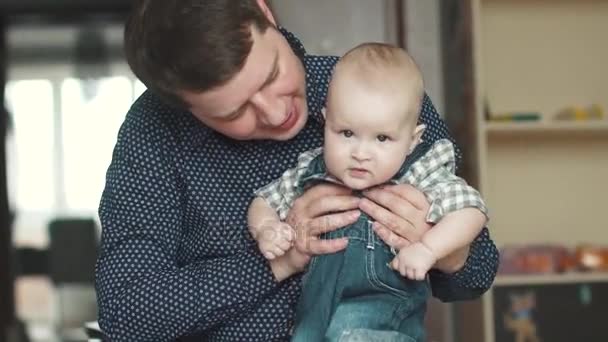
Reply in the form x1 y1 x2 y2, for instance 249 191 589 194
323 72 421 190
182 24 308 141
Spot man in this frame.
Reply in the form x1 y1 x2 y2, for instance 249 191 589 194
95 1 499 341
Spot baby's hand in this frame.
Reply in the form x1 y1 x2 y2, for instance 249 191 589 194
391 242 437 281
257 221 295 260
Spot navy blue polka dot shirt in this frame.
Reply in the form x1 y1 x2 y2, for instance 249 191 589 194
95 29 499 341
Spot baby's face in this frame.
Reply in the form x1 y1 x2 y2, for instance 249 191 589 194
323 77 420 190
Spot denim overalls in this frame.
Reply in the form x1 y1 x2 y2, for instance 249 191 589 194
291 144 432 342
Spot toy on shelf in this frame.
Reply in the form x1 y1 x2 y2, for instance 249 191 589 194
484 99 542 123
489 112 541 122
504 292 542 342
499 245 574 275
554 104 605 121
499 244 608 275
575 245 608 271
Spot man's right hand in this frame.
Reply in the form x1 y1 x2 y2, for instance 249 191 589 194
270 184 360 281
288 183 360 259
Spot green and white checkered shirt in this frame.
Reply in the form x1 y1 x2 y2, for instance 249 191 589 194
254 138 488 222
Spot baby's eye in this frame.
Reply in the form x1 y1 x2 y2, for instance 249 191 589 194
377 135 389 142
341 130 354 138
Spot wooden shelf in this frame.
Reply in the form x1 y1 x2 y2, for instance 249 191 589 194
484 120 608 135
494 272 608 286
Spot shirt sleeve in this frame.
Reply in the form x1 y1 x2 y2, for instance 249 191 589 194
428 228 499 301
253 148 322 220
95 113 282 341
406 140 488 223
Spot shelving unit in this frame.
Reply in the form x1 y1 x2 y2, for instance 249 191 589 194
455 1 608 341
481 272 608 342
473 0 608 248
494 272 608 287
484 120 608 135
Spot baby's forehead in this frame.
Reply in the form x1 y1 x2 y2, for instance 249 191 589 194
325 102 415 129
331 64 415 95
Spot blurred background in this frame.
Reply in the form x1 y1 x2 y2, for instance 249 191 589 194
0 0 607 341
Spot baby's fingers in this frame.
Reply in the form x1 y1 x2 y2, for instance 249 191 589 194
277 237 293 252
406 268 416 280
414 269 427 281
390 257 400 271
279 225 296 242
269 245 287 258
263 251 277 260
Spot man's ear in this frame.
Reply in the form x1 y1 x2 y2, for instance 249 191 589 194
256 0 277 26
409 124 426 153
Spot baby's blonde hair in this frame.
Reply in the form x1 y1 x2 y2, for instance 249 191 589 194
333 42 424 123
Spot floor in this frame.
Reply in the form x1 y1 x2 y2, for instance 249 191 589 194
14 276 93 342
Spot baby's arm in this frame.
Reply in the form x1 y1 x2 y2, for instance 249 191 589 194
249 148 323 260
393 208 486 280
421 207 486 260
392 140 488 280
248 197 295 260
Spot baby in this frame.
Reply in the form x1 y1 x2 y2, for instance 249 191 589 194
248 42 488 341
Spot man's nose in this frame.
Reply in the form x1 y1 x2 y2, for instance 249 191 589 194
250 91 286 126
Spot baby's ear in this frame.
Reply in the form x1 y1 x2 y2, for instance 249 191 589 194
409 124 426 153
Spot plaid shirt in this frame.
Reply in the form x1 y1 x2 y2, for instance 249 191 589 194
254 138 488 223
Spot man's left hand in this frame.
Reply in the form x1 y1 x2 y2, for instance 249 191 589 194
360 184 469 274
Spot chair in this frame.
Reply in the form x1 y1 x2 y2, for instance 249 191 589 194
48 217 99 341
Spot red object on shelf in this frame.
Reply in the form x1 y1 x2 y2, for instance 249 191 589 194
499 245 577 275
576 245 608 271
499 245 608 275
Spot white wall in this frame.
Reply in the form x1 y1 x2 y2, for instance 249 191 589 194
405 0 445 116
271 0 393 56
272 0 446 116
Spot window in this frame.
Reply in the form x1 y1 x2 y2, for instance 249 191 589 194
6 71 146 247
6 80 56 212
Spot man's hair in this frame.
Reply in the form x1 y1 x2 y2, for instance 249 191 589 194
125 0 272 109
336 42 425 120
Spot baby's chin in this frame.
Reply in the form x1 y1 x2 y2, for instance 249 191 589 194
340 176 384 191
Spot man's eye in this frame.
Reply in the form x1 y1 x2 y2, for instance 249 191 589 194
377 135 389 142
224 107 246 121
341 130 354 138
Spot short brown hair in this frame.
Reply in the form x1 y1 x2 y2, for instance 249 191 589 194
124 0 272 109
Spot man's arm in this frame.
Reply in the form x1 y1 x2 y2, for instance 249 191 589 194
428 228 499 301
95 118 282 341
419 93 462 168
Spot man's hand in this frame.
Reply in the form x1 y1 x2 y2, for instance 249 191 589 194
286 183 360 256
360 184 431 248
361 184 470 275
270 183 360 281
